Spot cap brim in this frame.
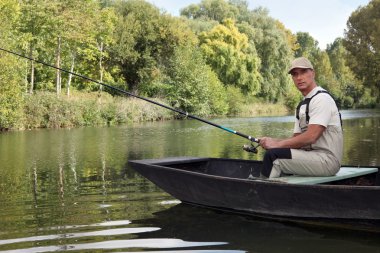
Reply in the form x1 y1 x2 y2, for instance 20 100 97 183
288 66 312 74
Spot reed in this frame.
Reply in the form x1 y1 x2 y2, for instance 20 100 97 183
239 102 290 117
22 91 173 129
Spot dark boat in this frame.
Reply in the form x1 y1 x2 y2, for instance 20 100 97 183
129 157 380 225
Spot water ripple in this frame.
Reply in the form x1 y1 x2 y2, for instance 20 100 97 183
122 251 244 253
0 227 160 246
39 219 132 231
0 239 227 253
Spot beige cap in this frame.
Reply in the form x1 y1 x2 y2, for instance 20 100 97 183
288 57 314 74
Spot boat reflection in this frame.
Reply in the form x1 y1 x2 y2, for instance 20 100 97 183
134 203 380 253
0 217 230 253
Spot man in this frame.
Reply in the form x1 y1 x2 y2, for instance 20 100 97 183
259 57 343 178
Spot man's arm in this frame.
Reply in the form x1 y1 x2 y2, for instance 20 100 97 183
259 124 325 149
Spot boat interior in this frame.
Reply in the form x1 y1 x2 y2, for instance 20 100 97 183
152 157 380 186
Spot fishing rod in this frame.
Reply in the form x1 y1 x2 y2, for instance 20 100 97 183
0 47 260 152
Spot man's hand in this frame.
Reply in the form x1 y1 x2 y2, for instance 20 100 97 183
259 124 326 150
259 137 281 150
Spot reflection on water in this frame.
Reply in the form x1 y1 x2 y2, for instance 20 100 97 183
1 238 228 253
137 204 380 253
0 227 161 246
0 109 379 252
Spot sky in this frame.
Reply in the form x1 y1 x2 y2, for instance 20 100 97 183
148 0 370 49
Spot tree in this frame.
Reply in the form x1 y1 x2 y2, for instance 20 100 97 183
181 0 295 102
94 7 117 89
240 7 293 102
327 38 363 107
276 21 299 53
344 0 380 101
18 0 57 94
49 0 103 96
181 16 219 35
313 51 340 97
162 46 228 116
180 0 239 22
295 33 341 102
0 0 24 129
295 32 319 59
199 18 262 95
111 0 197 94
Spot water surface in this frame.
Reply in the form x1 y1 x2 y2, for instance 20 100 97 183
0 109 379 252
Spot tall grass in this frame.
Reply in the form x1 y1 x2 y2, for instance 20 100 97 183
238 102 290 117
20 91 291 130
22 91 173 129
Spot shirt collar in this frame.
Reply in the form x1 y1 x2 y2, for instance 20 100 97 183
305 86 325 98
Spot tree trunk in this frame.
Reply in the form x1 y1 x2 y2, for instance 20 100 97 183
56 36 62 95
99 41 104 91
29 45 35 94
25 49 29 93
67 52 76 97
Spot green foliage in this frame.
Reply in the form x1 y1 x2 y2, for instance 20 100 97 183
0 62 24 129
344 0 380 102
199 18 262 95
225 86 244 115
161 45 228 116
17 0 118 95
238 7 293 102
276 21 299 53
180 0 239 22
283 83 303 110
295 32 320 59
326 38 363 107
24 92 84 128
111 0 197 92
294 34 371 108
0 0 379 131
357 88 378 108
0 0 24 130
313 51 340 96
181 16 219 35
206 68 229 115
240 101 289 116
23 92 172 129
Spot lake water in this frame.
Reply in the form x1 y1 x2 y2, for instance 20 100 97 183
1 109 380 253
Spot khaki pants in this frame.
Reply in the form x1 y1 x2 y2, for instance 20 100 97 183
270 149 340 178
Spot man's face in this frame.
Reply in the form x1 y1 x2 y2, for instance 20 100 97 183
290 68 315 95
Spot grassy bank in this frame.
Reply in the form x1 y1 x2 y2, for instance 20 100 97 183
239 102 290 117
18 91 291 130
22 91 173 129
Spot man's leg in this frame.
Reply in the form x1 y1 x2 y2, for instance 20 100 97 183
261 148 292 178
273 149 340 177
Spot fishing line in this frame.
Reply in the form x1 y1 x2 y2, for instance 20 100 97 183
0 47 260 149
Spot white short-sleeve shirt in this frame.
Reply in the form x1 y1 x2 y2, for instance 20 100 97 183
293 86 343 163
294 87 341 133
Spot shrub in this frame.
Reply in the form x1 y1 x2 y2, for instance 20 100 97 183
225 86 244 115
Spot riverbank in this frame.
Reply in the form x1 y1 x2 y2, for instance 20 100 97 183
14 91 290 130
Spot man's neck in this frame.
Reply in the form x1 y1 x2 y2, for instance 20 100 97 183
301 83 317 96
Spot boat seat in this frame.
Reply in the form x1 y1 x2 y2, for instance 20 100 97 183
269 167 379 185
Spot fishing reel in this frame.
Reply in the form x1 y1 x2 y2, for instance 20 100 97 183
242 143 260 154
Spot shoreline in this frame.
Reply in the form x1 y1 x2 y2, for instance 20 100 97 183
4 91 291 131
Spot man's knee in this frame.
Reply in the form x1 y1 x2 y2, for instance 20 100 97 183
261 148 292 178
268 148 292 160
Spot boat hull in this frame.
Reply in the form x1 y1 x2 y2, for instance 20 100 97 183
129 157 380 221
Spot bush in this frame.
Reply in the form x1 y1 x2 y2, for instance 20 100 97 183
357 88 377 108
0 55 24 130
225 86 245 115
